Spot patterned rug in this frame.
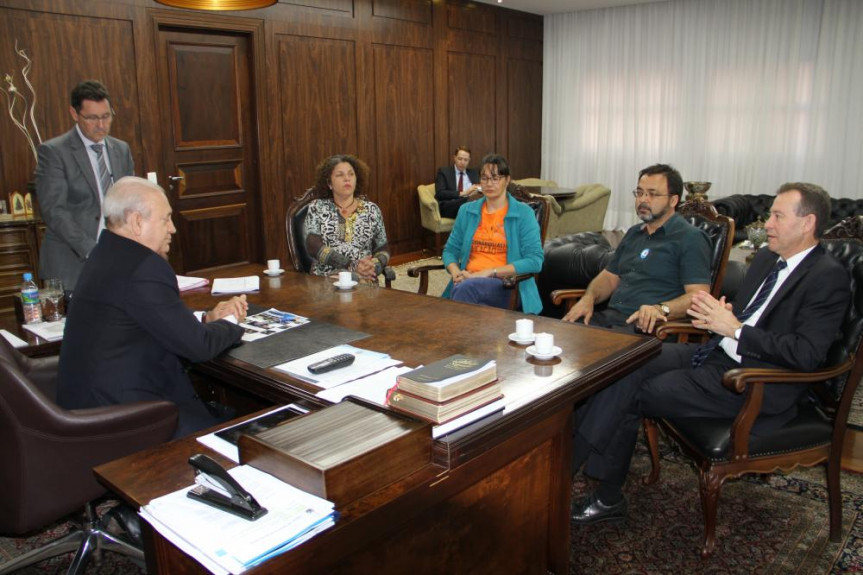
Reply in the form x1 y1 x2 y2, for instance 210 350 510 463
0 499 144 574
390 256 450 297
572 436 863 574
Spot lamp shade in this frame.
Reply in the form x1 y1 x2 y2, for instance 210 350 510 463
155 0 276 10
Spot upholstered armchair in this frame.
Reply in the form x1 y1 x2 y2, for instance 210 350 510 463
643 216 863 557
0 338 178 574
286 188 394 286
513 179 610 240
416 183 454 256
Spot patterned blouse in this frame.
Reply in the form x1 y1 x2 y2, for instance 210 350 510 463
304 197 390 277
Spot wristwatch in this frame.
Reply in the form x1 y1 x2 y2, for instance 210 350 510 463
656 303 670 315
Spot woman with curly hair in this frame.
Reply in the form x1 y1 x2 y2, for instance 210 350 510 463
304 154 390 281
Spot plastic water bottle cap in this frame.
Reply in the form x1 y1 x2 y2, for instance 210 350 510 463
23 272 33 281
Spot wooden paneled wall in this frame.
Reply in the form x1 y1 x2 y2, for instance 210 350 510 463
0 0 542 266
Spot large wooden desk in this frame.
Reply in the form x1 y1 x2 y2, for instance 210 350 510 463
95 265 659 575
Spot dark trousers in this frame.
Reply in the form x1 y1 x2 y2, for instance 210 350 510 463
574 343 743 486
438 197 467 219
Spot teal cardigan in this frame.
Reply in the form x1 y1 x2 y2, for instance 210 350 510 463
441 193 544 314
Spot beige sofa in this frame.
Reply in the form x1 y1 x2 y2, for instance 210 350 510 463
513 179 611 240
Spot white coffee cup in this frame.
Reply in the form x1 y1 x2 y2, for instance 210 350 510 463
516 318 534 339
534 332 554 354
338 271 353 285
267 259 280 272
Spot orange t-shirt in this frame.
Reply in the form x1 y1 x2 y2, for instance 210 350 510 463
466 202 508 273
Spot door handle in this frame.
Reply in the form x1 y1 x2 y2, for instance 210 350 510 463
168 175 184 192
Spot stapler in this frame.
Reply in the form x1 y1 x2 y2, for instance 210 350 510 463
186 454 268 521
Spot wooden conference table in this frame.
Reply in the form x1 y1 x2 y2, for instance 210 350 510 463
94 265 660 575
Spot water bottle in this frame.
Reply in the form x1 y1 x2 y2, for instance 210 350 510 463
21 272 42 324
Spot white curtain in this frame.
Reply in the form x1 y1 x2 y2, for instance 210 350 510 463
542 0 863 229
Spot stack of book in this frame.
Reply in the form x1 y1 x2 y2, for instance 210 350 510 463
386 355 501 424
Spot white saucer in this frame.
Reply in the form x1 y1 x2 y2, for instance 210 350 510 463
333 280 358 290
509 332 535 344
526 345 562 360
263 268 285 276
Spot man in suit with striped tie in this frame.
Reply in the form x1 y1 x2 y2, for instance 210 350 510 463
35 80 134 291
571 183 851 525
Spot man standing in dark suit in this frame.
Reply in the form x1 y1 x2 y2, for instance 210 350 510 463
571 182 850 525
57 176 247 438
36 80 134 291
435 146 481 218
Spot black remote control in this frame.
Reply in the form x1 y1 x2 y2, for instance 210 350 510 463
307 353 355 374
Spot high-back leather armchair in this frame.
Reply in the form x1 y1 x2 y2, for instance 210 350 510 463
286 187 394 286
0 338 177 572
643 216 863 557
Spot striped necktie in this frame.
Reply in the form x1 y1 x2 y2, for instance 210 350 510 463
91 144 112 197
691 259 788 367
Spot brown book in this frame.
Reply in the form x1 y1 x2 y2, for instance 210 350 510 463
396 355 496 402
387 380 503 424
238 399 431 507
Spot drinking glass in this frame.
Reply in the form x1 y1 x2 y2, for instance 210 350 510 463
42 279 64 321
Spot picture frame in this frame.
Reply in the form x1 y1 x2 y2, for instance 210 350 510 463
10 191 26 218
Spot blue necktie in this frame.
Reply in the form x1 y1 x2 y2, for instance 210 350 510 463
691 259 787 367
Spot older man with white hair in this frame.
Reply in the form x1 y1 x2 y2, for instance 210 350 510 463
57 176 247 438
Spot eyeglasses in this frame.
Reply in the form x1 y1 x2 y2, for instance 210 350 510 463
480 175 505 185
632 189 669 200
78 112 114 124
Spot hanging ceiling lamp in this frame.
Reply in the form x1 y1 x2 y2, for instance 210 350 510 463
155 0 276 10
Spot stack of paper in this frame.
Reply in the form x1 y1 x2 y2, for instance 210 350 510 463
212 276 260 294
177 275 209 292
140 465 335 574
21 318 66 342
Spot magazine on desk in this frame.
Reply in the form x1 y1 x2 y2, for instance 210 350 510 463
239 309 309 343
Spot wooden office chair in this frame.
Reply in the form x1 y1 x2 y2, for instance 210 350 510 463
0 338 178 574
416 183 455 256
642 216 863 558
551 199 735 324
285 187 394 287
408 183 551 310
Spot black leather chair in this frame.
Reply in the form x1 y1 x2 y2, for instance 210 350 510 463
285 187 394 286
643 215 863 558
0 338 178 574
407 183 552 311
714 193 863 244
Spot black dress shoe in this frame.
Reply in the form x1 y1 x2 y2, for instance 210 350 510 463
571 492 627 525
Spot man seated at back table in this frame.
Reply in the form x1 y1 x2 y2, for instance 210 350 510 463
562 163 712 334
571 182 850 524
57 176 248 438
435 145 482 219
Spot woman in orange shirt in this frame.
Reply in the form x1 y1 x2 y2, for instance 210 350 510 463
441 154 544 314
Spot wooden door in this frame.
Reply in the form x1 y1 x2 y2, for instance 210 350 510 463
156 27 260 273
